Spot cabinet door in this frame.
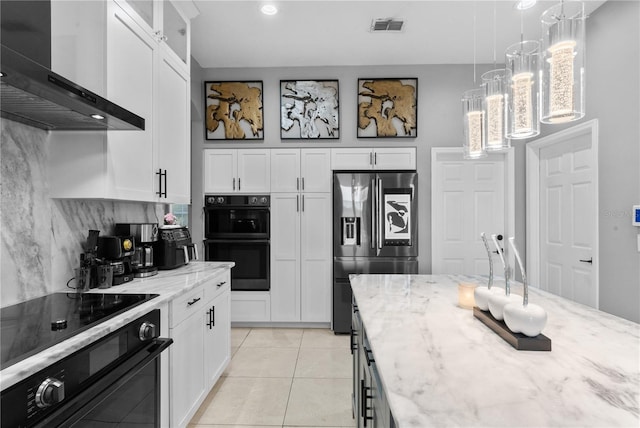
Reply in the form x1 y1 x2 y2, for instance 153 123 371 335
300 193 332 322
161 0 189 69
301 149 332 192
205 289 231 388
271 149 300 193
237 149 271 193
204 149 237 193
105 2 156 201
270 193 301 321
156 54 190 203
331 148 373 170
170 311 205 427
373 148 416 170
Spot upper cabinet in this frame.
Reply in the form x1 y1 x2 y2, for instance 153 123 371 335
271 149 332 193
117 0 190 75
331 148 416 170
49 0 191 203
204 149 271 194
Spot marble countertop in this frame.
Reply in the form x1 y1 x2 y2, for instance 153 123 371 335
350 274 640 428
0 261 234 391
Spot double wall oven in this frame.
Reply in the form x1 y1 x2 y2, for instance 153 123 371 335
204 195 270 291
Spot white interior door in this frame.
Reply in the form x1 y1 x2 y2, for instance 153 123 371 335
527 120 599 308
431 148 515 275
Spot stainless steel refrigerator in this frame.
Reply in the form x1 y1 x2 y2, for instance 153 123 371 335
333 172 418 333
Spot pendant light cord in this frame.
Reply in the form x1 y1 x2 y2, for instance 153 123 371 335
473 0 477 83
493 0 497 69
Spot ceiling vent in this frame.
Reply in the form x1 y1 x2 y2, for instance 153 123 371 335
370 18 405 32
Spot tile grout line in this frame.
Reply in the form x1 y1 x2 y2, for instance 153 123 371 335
280 328 305 427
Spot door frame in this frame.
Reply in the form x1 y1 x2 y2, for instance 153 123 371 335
525 119 599 306
431 147 516 273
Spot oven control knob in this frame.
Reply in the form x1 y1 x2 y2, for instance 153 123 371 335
35 378 65 408
260 197 268 205
249 197 257 205
206 196 215 204
217 197 224 204
139 322 156 341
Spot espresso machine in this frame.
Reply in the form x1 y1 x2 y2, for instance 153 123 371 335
96 235 136 285
115 223 159 278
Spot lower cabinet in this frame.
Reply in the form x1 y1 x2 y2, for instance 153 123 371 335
169 270 231 427
352 299 396 428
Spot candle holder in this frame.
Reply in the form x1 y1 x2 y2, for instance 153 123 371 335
458 282 477 309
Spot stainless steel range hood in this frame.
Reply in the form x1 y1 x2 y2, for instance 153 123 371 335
0 1 145 131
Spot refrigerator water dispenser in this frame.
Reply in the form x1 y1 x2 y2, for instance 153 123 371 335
341 217 361 246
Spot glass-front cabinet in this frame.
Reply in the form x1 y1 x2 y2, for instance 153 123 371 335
120 0 189 72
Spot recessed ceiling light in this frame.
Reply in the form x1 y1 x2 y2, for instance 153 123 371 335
91 114 105 120
261 4 278 16
515 0 537 10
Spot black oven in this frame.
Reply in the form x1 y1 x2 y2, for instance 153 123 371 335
204 195 270 291
1 309 172 428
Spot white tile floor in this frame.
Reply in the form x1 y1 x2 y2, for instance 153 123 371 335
189 328 355 428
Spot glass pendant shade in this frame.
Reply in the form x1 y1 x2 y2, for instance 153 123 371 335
505 40 540 139
481 69 510 151
540 2 586 124
462 88 487 159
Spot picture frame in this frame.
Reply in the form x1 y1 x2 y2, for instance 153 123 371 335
280 80 340 139
205 81 264 140
357 78 418 138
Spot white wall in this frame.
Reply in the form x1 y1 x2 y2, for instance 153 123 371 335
190 62 500 276
190 0 639 322
530 0 640 322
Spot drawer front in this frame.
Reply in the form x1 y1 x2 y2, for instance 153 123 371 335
170 286 205 327
204 271 231 303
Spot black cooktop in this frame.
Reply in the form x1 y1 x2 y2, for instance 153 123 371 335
0 293 158 370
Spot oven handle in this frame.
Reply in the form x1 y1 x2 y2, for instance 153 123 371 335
35 338 173 428
206 239 270 244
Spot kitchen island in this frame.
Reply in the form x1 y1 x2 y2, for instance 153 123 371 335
350 274 640 427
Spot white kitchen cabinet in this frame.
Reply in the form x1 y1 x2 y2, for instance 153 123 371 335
169 270 231 427
169 287 206 428
271 149 331 193
270 192 332 323
204 149 271 193
117 0 190 76
331 147 416 170
49 0 191 203
231 291 271 322
204 272 231 387
155 53 190 203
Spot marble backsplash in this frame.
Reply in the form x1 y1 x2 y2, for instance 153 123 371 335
1 119 166 307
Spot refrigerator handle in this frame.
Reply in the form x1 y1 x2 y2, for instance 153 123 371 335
377 178 383 250
371 178 376 250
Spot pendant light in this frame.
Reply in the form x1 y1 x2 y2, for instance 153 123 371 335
505 7 540 139
481 1 510 152
540 1 586 123
482 69 510 151
463 88 487 159
462 1 487 160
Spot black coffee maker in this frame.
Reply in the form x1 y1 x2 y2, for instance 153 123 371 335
97 236 135 285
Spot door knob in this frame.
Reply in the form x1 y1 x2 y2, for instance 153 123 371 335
579 258 593 264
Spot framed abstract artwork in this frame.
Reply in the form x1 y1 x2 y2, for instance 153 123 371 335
205 81 264 140
280 80 340 139
357 78 418 138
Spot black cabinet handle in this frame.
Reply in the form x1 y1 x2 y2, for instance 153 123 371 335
212 306 215 327
206 309 212 328
360 379 373 426
364 346 375 366
163 169 167 197
353 304 359 313
350 329 358 354
217 281 227 287
187 297 201 306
